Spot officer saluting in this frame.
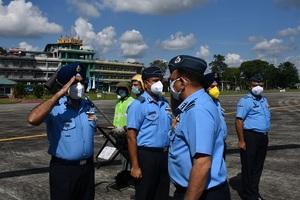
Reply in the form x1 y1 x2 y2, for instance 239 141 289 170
127 66 171 200
235 74 271 200
27 63 97 200
168 55 230 200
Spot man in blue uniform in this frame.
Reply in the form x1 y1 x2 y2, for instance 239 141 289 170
204 72 228 159
127 66 171 200
168 55 230 200
235 74 271 200
27 63 97 200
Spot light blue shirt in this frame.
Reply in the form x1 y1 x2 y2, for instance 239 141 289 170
236 93 271 133
216 101 228 140
127 91 172 148
168 89 227 188
45 96 96 160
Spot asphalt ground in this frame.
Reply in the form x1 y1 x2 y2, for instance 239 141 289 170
0 92 299 200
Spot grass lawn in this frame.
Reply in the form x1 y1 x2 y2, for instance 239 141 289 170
0 89 299 104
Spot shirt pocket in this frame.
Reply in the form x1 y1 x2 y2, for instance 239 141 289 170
61 119 79 142
145 111 159 125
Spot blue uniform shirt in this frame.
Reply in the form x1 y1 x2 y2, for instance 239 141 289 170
45 96 96 160
168 89 227 188
236 93 271 133
216 101 228 140
127 91 172 148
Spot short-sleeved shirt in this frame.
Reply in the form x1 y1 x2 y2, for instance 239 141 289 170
236 93 271 133
216 101 228 140
168 89 227 188
127 91 172 148
45 96 96 160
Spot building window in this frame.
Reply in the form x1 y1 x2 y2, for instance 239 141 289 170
5 87 10 94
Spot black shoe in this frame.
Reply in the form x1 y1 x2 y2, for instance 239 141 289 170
257 195 265 200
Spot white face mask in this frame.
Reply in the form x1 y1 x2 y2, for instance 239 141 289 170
170 78 182 100
150 81 163 95
251 85 264 96
68 82 84 99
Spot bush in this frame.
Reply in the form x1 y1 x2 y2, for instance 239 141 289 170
13 83 25 98
33 84 44 98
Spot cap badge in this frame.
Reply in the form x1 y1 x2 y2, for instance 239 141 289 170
76 65 81 72
174 56 181 64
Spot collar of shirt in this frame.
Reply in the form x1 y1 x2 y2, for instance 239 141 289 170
60 96 84 111
143 91 164 104
247 92 264 101
175 89 204 115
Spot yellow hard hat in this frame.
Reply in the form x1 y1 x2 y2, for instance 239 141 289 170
131 74 144 90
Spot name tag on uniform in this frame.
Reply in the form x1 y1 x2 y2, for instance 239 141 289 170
147 111 157 120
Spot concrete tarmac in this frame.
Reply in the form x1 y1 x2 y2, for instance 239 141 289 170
0 92 299 200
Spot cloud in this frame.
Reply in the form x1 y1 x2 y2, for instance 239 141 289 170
73 17 116 54
102 0 208 15
18 42 39 51
278 25 300 37
125 58 136 63
225 53 243 66
274 0 300 9
120 29 148 58
252 38 296 58
68 0 101 17
161 32 196 50
196 45 210 59
248 36 264 43
0 0 62 37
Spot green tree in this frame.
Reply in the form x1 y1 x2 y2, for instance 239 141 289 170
150 59 168 75
33 84 44 98
13 83 25 98
0 47 7 55
209 54 227 74
277 62 300 88
263 64 278 89
222 67 240 89
240 59 270 81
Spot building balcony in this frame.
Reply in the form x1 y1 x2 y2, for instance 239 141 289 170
90 69 136 74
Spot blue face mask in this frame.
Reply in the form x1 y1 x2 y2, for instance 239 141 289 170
131 86 141 95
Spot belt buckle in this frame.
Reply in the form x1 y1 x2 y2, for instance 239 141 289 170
163 147 168 152
80 159 87 165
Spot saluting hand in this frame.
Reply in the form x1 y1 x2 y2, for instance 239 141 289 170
239 140 246 150
56 76 77 97
131 167 142 179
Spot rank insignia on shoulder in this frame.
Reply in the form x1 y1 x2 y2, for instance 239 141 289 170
184 99 196 112
137 96 145 103
179 102 188 110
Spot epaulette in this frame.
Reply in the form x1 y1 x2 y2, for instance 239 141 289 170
84 97 95 107
183 99 196 112
243 95 251 99
174 108 182 117
137 95 146 103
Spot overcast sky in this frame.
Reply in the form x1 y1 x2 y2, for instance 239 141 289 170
0 0 300 72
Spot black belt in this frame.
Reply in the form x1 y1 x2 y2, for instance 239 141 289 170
137 146 168 152
51 156 93 166
175 181 228 194
244 129 268 135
